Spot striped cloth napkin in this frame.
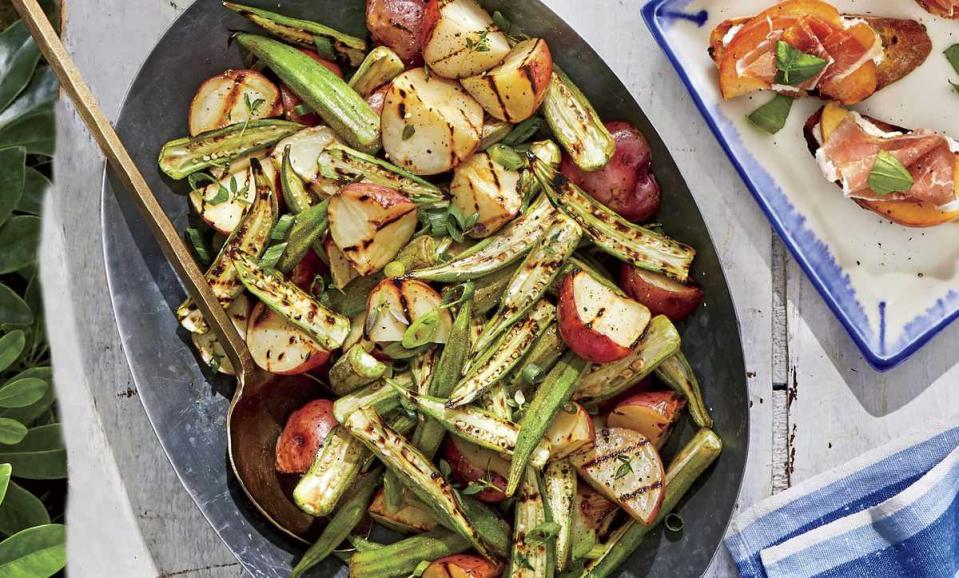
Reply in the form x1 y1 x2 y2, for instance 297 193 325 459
725 419 959 578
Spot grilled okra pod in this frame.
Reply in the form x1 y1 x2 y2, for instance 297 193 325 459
329 343 388 396
544 460 577 572
387 381 550 468
507 352 589 495
410 194 556 282
449 300 555 408
290 467 383 578
342 407 496 560
580 429 722 578
531 158 696 282
224 2 367 66
317 143 446 207
332 373 412 424
348 46 405 96
348 528 471 578
233 252 350 350
509 467 555 578
235 34 380 153
177 171 277 334
573 315 680 406
507 324 566 395
159 119 302 180
475 214 581 352
280 143 316 214
655 351 713 429
541 69 614 172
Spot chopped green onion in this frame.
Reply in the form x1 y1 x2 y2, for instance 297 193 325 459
292 103 312 117
503 117 544 146
270 214 296 241
259 242 288 270
185 227 212 266
411 560 431 577
521 363 544 386
747 94 793 134
402 310 440 349
775 41 828 86
384 261 406 278
488 144 526 171
868 150 914 196
665 512 685 533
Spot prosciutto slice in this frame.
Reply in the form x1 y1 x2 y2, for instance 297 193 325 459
820 116 957 205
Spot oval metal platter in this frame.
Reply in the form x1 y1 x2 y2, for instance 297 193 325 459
100 0 749 576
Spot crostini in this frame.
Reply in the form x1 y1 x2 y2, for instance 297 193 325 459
708 0 931 105
804 102 959 227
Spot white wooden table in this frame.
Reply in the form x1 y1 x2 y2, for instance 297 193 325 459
42 0 959 576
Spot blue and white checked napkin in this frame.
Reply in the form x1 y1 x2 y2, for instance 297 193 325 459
725 419 959 578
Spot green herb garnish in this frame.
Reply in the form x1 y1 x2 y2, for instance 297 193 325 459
402 125 416 141
775 41 828 86
747 94 793 134
868 150 913 196
492 10 512 34
488 144 526 171
526 521 561 544
614 454 633 479
465 30 491 53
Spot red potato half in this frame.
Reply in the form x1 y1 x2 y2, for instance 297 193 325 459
328 183 418 275
280 84 320 127
381 68 484 176
423 0 511 79
573 483 620 540
366 0 440 65
450 151 522 238
188 69 282 136
442 437 510 503
423 554 503 578
191 294 252 375
569 427 666 525
558 270 651 363
560 121 661 223
545 402 596 461
247 302 331 375
461 38 553 123
324 236 360 290
188 166 254 235
620 264 704 322
607 390 686 449
365 278 453 344
274 398 337 474
269 126 340 189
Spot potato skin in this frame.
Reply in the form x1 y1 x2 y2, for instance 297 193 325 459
366 0 440 65
607 390 686 448
441 437 509 503
275 399 337 474
365 83 391 116
557 273 632 363
423 554 503 578
560 121 661 223
619 263 703 322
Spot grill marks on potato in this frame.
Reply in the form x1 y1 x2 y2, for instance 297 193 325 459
188 69 282 136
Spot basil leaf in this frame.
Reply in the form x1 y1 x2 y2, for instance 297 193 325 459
488 144 526 171
945 44 959 76
868 150 913 196
747 94 793 134
775 41 828 86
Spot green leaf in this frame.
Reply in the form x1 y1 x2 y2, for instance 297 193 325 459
0 523 66 577
402 125 415 141
0 22 41 115
0 420 26 445
0 147 24 227
0 67 56 132
747 94 793 134
0 368 52 428
0 379 46 409
775 41 828 86
0 481 49 536
0 330 25 373
0 106 53 156
945 44 959 76
869 150 913 196
0 464 10 506
0 215 39 274
0 424 66 480
184 228 212 267
14 167 47 216
0 285 32 327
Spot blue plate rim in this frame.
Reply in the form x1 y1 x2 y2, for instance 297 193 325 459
640 0 959 371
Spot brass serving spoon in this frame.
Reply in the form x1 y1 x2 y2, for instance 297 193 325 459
14 0 321 541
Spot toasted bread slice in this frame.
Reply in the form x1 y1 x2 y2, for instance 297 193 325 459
915 0 958 19
709 15 931 96
803 106 959 227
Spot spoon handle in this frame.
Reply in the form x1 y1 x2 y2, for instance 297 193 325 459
12 0 254 377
